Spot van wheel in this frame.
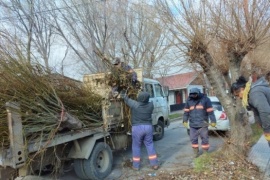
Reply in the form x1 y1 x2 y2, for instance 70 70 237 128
74 142 113 180
153 120 164 141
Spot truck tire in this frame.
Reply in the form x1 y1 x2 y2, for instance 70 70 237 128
74 158 89 179
82 142 113 180
153 120 164 141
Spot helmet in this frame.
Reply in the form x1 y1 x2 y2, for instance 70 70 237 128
189 88 200 99
113 58 121 65
189 88 200 94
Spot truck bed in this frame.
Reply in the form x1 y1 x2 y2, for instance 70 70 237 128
27 126 104 153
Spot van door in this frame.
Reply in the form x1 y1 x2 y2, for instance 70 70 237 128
153 83 169 123
144 83 157 124
144 82 169 141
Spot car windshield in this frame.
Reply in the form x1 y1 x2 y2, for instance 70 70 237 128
211 102 222 111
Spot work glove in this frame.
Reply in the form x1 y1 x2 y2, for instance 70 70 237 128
183 122 188 128
264 133 270 141
120 90 127 98
210 122 216 127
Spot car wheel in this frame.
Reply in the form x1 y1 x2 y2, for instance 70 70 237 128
153 120 164 141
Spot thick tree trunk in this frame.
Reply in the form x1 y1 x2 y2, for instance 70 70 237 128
229 102 252 155
203 53 251 154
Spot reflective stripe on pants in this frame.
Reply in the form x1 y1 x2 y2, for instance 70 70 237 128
190 126 210 150
132 125 158 168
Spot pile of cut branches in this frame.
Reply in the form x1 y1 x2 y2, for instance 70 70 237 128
0 58 103 148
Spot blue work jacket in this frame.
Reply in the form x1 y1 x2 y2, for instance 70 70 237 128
183 94 216 128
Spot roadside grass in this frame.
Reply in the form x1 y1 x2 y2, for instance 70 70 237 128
194 153 213 173
250 123 263 145
193 123 263 174
169 113 182 120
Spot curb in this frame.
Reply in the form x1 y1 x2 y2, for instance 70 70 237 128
248 135 270 179
169 118 181 122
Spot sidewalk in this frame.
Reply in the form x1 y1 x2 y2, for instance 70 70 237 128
248 135 270 180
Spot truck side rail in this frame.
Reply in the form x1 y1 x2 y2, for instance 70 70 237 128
1 102 106 169
27 127 104 153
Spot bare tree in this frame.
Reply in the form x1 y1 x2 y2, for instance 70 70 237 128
47 0 178 77
120 2 176 78
155 0 270 154
0 0 56 71
47 0 116 73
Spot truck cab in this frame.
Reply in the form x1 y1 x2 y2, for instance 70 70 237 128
83 69 170 141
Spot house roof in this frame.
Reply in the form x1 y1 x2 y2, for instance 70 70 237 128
156 71 199 90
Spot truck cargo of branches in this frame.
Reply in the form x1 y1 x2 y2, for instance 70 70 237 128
0 69 170 180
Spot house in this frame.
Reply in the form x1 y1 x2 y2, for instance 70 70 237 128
157 71 210 112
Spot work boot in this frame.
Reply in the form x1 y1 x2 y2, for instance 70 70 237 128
193 148 199 158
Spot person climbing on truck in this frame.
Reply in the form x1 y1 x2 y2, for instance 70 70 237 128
113 58 137 84
111 58 138 97
120 90 159 171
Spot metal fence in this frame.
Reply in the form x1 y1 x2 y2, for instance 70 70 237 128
170 103 186 112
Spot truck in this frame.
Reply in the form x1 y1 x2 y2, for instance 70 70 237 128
0 69 170 180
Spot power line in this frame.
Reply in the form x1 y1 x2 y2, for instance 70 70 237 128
0 1 103 23
0 1 152 23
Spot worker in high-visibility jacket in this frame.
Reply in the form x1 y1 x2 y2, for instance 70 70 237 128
122 91 159 171
183 88 216 158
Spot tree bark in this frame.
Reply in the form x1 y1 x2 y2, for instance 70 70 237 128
203 52 251 154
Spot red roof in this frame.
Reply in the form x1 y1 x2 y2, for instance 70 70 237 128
156 71 198 90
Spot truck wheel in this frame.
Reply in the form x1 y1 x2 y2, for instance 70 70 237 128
82 142 113 180
153 120 164 141
74 159 89 179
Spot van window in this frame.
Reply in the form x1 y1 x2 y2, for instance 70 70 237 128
145 84 154 98
154 84 163 97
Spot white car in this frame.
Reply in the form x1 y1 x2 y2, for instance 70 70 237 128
186 96 230 135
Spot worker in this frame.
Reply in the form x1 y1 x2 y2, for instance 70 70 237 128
113 58 137 83
183 88 216 157
111 58 138 97
121 91 159 170
231 75 270 147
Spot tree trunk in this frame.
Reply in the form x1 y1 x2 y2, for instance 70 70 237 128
203 52 251 154
229 102 252 155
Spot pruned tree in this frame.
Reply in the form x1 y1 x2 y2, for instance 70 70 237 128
155 0 270 155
